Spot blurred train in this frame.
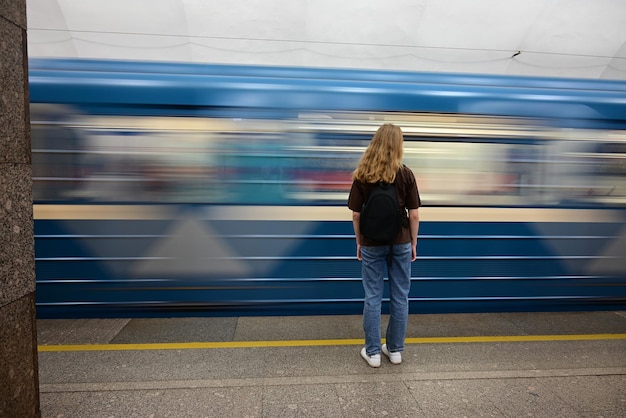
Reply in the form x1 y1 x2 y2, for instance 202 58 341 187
29 58 626 318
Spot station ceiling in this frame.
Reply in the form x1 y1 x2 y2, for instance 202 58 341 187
27 0 626 80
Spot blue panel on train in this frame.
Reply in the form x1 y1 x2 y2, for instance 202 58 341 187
29 59 626 121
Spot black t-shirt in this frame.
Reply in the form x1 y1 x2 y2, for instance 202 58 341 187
347 165 421 246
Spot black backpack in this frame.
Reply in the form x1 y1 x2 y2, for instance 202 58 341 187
360 182 402 243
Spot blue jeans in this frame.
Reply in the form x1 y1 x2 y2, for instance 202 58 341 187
361 243 412 356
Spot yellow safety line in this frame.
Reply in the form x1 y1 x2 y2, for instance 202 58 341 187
38 334 626 352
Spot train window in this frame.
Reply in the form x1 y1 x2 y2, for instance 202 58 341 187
544 131 626 206
30 109 626 208
31 105 86 202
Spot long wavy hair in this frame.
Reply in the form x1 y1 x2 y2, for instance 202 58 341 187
352 124 404 183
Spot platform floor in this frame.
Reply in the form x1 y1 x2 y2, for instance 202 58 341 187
37 311 626 417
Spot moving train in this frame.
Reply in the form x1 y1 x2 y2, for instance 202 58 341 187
29 58 626 318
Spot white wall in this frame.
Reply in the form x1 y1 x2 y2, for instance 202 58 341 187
26 0 626 79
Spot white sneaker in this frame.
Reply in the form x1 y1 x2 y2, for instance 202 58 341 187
382 344 402 364
360 347 381 368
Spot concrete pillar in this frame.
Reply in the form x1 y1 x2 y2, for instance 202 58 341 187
1 0 40 416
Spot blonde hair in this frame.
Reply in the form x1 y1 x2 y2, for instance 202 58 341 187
352 123 404 183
